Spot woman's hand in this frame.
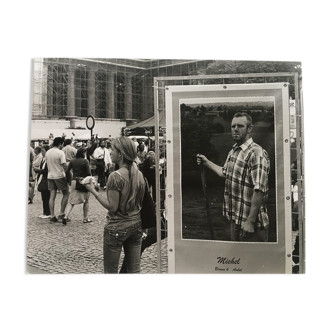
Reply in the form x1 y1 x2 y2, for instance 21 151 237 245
84 183 94 192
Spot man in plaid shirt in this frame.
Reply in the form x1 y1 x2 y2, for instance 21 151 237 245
197 112 270 242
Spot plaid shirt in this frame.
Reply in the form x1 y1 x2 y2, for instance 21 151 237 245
222 138 270 227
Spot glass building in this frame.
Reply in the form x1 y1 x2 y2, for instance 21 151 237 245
32 58 214 123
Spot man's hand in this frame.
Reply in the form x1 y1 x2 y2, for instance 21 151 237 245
197 154 225 178
242 217 255 233
196 154 208 166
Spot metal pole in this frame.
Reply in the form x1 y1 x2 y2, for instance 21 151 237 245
294 73 305 274
200 167 215 240
300 77 308 274
155 72 296 82
154 78 162 273
300 79 306 274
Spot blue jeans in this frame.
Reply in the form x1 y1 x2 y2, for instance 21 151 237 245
103 221 142 273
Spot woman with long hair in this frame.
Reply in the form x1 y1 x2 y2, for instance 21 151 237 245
84 136 145 273
62 147 92 225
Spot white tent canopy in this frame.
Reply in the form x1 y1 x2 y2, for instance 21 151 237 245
75 132 92 140
30 129 89 141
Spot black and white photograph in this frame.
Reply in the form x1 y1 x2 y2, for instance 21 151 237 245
181 98 277 243
25 58 304 275
165 82 296 273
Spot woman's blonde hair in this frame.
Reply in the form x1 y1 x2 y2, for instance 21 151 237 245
113 136 140 213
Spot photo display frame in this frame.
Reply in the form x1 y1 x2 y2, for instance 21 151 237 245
165 83 292 273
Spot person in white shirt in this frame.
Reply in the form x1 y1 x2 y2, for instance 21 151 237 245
45 137 70 223
31 146 42 181
62 138 77 184
93 140 112 189
132 137 139 150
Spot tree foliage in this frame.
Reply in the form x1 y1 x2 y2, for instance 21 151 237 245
196 60 302 98
201 60 301 76
181 104 219 172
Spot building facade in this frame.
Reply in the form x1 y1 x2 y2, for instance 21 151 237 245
32 58 214 123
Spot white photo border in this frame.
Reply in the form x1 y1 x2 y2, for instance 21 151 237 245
166 83 292 274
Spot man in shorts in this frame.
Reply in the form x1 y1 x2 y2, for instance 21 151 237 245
45 137 70 223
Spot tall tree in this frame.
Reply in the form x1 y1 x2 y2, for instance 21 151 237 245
196 60 302 98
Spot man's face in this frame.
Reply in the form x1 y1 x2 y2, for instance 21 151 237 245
100 142 105 148
231 116 252 145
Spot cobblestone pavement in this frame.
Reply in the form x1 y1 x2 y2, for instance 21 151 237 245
27 190 299 274
26 189 168 274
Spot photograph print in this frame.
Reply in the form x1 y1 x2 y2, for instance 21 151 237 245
181 97 277 243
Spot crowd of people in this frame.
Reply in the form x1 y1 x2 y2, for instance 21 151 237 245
28 134 166 273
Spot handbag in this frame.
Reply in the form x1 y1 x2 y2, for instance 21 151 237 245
37 176 48 192
141 178 156 229
75 177 88 192
37 158 47 191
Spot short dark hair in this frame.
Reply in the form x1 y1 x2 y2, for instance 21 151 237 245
42 145 50 152
233 112 253 127
64 138 72 146
53 137 64 147
34 146 42 154
76 147 86 158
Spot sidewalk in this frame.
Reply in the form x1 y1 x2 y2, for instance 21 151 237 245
27 190 298 274
27 265 50 274
26 190 168 274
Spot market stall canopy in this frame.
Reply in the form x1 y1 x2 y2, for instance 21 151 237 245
30 129 90 141
75 132 93 140
122 110 165 136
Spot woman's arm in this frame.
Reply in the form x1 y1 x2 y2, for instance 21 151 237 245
84 184 119 213
66 161 72 175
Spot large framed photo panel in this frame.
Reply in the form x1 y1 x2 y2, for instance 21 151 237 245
165 83 292 273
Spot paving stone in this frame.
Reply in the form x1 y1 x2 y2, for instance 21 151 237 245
27 191 168 274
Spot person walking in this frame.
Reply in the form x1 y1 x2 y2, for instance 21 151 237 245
197 112 270 242
142 151 157 202
62 147 92 225
45 137 70 223
62 139 77 162
132 137 139 150
28 144 35 204
33 146 43 170
137 143 147 166
93 140 111 190
62 138 77 184
83 136 145 273
34 145 51 218
86 139 98 176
